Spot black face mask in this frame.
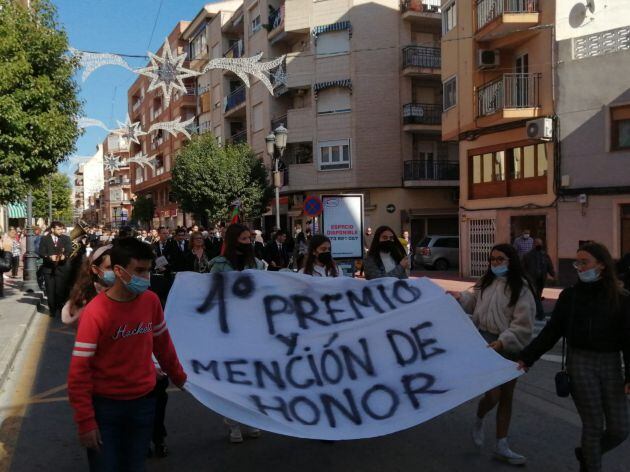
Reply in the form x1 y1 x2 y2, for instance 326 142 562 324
317 251 333 264
236 243 253 255
379 240 396 253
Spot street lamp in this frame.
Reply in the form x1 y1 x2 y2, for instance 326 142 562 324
266 125 288 230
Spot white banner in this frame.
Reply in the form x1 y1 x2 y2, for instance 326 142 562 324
166 271 521 440
321 194 363 259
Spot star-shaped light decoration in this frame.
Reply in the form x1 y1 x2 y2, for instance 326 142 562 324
271 64 288 95
147 116 196 139
203 53 286 96
103 153 122 173
135 38 198 108
128 153 156 172
77 117 112 132
70 47 135 82
112 115 144 145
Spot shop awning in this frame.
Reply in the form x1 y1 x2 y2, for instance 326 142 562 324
312 21 352 41
7 202 27 219
313 79 352 99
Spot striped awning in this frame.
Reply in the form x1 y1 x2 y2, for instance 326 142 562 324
7 202 27 219
312 21 352 41
313 79 352 99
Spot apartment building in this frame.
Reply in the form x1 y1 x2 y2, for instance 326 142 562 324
101 133 134 229
181 0 458 242
554 0 630 282
127 22 195 229
441 0 556 276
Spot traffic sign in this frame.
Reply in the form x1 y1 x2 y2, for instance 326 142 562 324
303 195 323 216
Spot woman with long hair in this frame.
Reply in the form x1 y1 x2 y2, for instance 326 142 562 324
187 231 212 273
362 225 409 280
519 242 630 472
448 243 535 465
208 223 264 443
62 244 113 325
299 235 342 277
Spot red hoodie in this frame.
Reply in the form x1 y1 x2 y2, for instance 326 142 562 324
67 290 186 434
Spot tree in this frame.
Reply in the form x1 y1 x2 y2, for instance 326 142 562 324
132 195 155 226
171 134 274 222
32 172 72 223
0 0 82 203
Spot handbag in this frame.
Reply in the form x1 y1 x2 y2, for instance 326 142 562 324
555 293 575 398
0 251 12 273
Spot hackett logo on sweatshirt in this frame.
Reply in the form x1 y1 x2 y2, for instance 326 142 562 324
112 322 153 340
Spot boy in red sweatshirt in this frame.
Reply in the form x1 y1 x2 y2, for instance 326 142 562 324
67 237 186 471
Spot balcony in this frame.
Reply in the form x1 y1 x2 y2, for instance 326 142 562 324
223 40 243 59
132 96 143 112
226 129 247 145
402 103 442 133
476 73 541 125
267 4 285 43
403 160 459 187
476 0 540 43
400 0 441 26
224 86 246 116
286 108 313 143
402 46 441 77
285 52 313 89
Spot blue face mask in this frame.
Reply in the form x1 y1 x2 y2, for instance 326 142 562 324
120 267 151 295
491 264 509 277
99 269 116 287
577 267 601 283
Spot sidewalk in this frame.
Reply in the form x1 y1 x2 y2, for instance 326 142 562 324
0 276 45 392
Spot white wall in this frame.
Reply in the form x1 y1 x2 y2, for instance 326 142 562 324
83 145 104 210
556 0 630 41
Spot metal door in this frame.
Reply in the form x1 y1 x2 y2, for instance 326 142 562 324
469 218 496 277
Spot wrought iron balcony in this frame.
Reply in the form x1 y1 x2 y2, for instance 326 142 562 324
268 4 285 32
402 103 442 125
225 86 246 112
477 0 539 31
226 129 247 145
477 73 541 117
402 46 441 69
400 0 441 13
404 160 459 181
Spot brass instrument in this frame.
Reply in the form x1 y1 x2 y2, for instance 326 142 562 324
69 220 89 259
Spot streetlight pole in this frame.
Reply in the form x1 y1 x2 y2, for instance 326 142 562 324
22 191 39 292
266 125 288 231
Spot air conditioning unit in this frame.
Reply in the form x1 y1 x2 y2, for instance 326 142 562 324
478 49 500 69
526 117 553 141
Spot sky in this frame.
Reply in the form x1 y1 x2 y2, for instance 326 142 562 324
54 0 211 176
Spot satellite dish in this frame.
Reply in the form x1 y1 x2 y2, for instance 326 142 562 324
586 0 595 13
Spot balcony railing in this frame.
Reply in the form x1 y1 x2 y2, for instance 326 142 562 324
225 86 246 112
477 73 540 117
268 4 285 31
223 40 243 59
402 103 442 125
404 160 459 181
476 0 539 31
402 46 441 69
271 114 287 131
226 129 247 145
400 0 441 13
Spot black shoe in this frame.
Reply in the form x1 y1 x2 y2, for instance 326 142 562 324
154 442 168 458
575 447 586 472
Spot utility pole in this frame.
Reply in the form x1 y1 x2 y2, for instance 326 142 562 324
22 191 39 292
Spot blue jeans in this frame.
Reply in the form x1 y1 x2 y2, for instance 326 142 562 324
87 395 156 472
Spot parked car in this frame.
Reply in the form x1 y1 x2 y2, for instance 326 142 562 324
414 235 459 270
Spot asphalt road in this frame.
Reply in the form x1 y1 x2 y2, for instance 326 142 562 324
1 289 628 472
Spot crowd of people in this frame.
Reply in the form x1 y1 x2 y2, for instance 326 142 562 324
1 220 629 472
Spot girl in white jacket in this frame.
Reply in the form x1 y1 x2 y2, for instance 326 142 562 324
449 243 536 466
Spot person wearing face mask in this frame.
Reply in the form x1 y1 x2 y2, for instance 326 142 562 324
207 223 265 443
448 244 536 466
67 237 187 472
363 225 409 280
513 229 534 259
518 242 630 472
62 245 113 326
299 235 343 277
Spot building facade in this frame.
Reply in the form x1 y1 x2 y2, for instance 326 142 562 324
102 133 134 229
554 0 630 282
177 0 458 244
441 0 556 276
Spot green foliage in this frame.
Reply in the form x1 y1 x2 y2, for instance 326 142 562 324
31 172 72 223
0 0 82 203
171 134 274 222
132 195 155 225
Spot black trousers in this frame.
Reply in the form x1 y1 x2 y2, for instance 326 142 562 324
11 255 19 277
43 269 70 316
152 376 169 444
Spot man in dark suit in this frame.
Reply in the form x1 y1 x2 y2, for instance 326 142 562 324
264 229 290 271
38 221 73 317
150 226 173 307
165 227 191 273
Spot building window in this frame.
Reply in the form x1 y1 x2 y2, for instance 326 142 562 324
190 28 207 59
316 88 351 114
611 105 630 150
442 1 456 34
443 76 457 111
316 31 350 56
318 139 350 170
251 15 262 34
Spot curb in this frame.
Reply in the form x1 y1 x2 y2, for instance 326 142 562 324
0 280 44 392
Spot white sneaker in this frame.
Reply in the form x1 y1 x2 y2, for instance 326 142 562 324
228 425 243 443
472 418 484 448
494 439 526 465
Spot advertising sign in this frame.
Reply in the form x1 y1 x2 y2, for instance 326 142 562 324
321 195 363 259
